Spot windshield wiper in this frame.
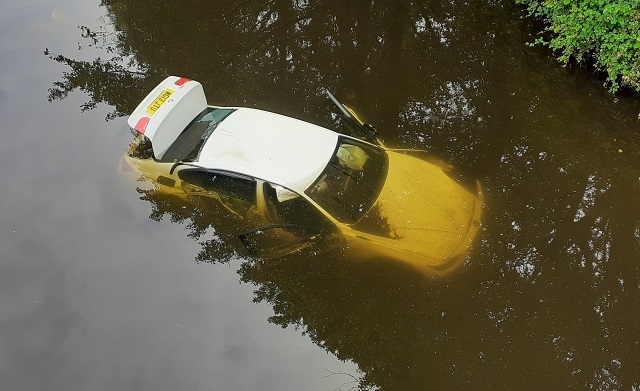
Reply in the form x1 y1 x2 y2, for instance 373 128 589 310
324 89 378 142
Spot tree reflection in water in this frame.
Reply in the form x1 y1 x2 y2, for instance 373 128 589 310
48 0 640 389
132 175 640 390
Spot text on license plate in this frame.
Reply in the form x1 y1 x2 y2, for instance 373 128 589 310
146 88 175 115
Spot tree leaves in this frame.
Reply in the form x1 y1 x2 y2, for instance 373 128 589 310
518 0 640 93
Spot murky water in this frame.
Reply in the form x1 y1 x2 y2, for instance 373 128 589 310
2 0 640 390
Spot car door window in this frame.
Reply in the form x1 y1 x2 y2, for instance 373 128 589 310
179 170 257 218
263 183 333 232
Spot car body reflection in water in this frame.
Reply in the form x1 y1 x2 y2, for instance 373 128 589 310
120 76 483 276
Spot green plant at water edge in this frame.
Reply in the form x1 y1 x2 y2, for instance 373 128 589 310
518 0 640 93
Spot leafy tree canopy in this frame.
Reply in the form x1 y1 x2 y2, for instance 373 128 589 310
518 0 640 93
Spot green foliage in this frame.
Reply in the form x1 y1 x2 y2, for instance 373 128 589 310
517 0 640 93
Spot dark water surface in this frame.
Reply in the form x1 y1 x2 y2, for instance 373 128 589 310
2 0 640 390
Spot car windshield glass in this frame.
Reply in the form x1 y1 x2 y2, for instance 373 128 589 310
305 137 388 224
159 108 235 162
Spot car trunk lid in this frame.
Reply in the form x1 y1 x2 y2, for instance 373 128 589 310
127 76 207 159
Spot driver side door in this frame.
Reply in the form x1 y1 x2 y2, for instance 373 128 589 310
239 182 343 259
177 169 260 222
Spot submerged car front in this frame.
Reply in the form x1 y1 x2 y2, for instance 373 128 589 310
344 150 483 275
302 135 483 275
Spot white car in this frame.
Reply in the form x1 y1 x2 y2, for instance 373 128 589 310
122 76 483 275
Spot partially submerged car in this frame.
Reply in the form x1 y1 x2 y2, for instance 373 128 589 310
121 76 483 275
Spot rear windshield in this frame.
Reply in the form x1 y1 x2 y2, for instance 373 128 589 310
159 108 235 162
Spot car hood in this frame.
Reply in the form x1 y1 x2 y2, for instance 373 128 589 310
353 151 480 261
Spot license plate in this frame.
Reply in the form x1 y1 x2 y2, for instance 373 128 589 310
146 88 174 115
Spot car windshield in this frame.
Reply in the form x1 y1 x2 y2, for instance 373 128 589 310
159 107 235 162
305 137 388 224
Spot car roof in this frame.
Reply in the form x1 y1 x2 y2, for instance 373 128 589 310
196 107 339 192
